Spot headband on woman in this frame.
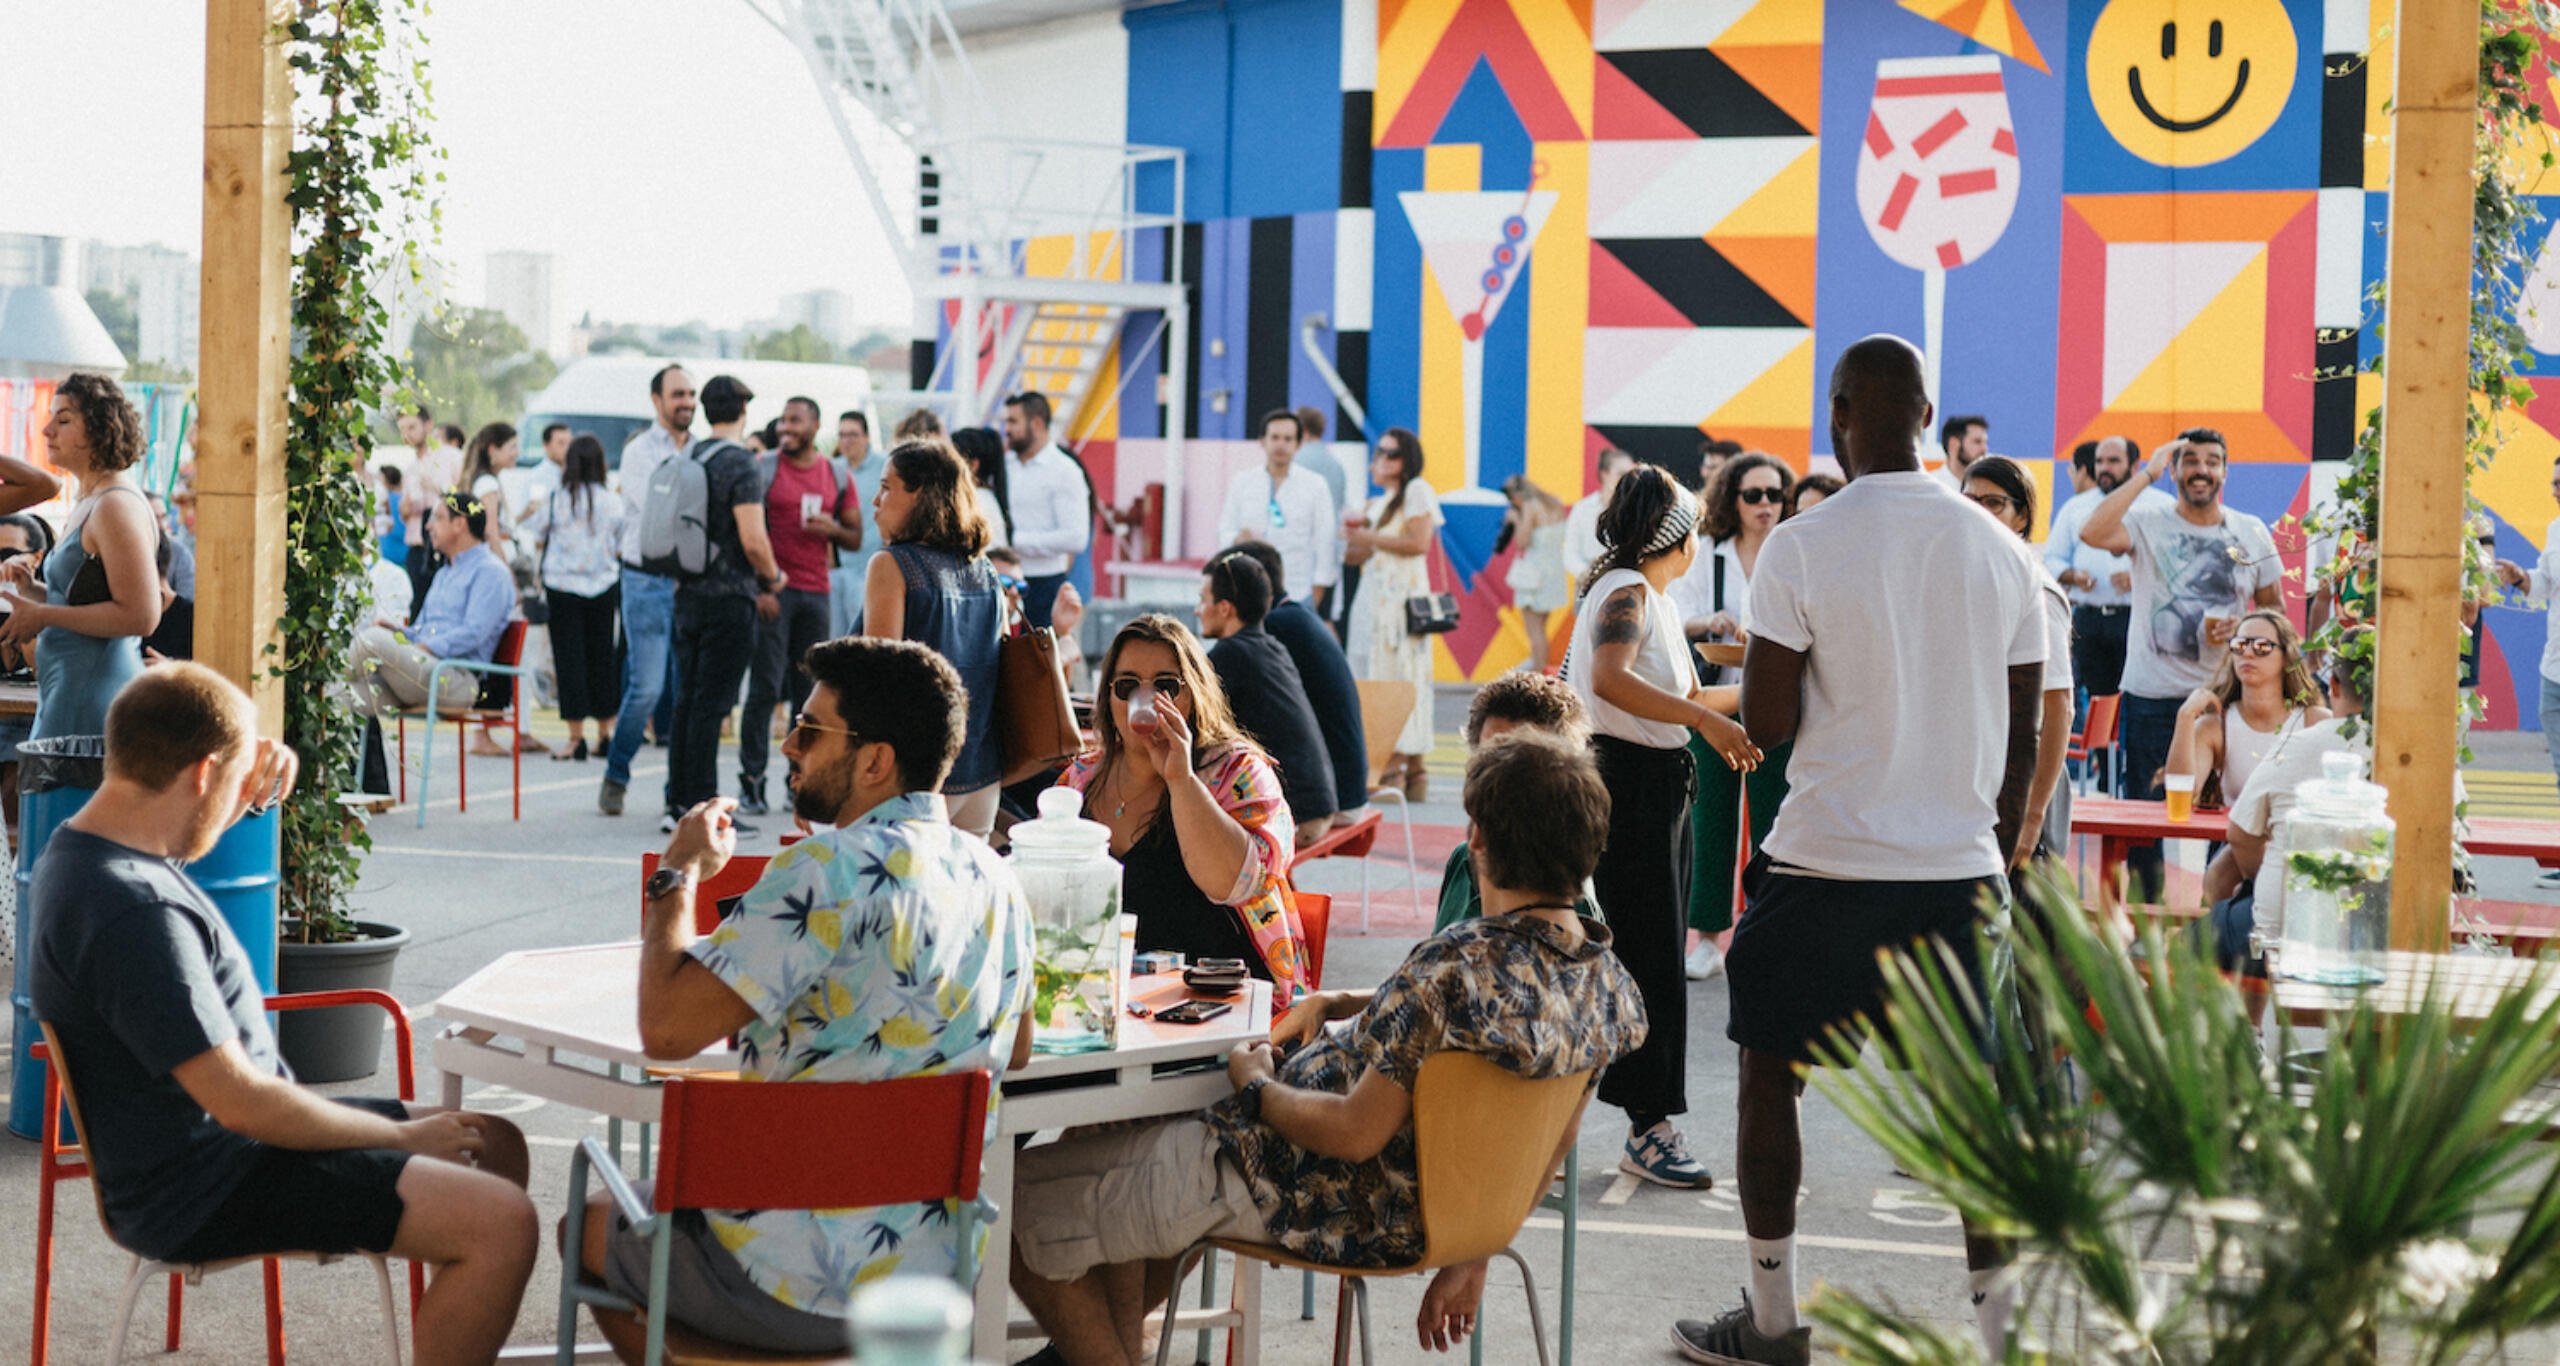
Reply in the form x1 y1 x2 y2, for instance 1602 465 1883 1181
1640 487 1701 559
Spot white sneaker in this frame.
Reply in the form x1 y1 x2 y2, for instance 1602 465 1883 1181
1685 941 1726 981
2536 869 2560 891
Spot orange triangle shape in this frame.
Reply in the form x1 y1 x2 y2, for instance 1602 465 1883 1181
1712 44 1823 136
1705 236 1817 326
1379 0 1412 38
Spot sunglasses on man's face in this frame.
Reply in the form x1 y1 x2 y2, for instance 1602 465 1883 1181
2229 637 2281 659
1736 487 1785 506
1109 674 1187 702
788 712 864 745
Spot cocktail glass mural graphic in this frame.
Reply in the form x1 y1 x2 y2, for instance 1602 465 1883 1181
1398 169 1558 498
1855 55 2021 411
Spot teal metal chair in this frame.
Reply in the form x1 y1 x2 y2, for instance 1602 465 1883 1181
393 620 533 828
558 1070 992 1366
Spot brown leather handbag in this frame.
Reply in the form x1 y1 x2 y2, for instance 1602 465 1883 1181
999 626 1082 782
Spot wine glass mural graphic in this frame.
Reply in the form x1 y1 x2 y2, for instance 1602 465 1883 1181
1397 167 1558 496
1854 55 2022 414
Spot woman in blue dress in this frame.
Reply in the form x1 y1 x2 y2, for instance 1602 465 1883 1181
1 373 160 740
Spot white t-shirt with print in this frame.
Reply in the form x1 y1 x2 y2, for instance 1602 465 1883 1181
2119 503 2282 699
1749 471 2046 881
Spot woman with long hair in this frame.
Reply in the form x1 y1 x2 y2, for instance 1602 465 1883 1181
460 422 519 558
1673 451 1796 980
1565 463 1758 1188
1497 474 1572 673
1965 455 2079 859
948 426 1012 549
1344 427 1445 797
2166 606 2326 810
1058 615 1310 1001
523 433 624 761
0 373 149 740
863 438 1007 837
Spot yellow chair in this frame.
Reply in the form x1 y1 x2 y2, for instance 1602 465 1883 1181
1156 1052 1593 1366
1347 679 1424 933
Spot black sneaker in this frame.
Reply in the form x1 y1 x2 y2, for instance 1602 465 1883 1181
599 779 626 817
1671 1295 1810 1365
738 784 769 817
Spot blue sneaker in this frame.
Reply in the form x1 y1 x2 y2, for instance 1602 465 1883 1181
1622 1121 1713 1188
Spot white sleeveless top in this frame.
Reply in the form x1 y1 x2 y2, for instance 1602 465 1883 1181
2222 706 2305 799
1565 568 1698 750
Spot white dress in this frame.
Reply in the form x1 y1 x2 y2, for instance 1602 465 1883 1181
1348 481 1444 754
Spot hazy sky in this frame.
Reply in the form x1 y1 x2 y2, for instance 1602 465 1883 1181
4 0 918 332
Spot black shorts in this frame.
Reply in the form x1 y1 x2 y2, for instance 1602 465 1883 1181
163 1098 413 1264
1725 856 2003 1067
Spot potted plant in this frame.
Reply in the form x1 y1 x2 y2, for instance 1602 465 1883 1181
1811 872 2560 1364
273 0 438 1082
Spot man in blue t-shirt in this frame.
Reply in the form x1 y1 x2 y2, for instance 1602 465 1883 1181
31 664 537 1363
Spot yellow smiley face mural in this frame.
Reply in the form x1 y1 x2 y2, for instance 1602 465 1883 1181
2087 0 2299 166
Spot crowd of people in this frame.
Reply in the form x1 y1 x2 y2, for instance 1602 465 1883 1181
20 334 2469 1366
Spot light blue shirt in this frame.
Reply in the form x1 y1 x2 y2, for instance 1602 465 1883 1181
840 449 887 579
2045 485 2172 608
687 791 1033 1315
407 544 514 662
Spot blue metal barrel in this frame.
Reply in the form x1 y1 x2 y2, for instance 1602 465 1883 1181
10 736 278 1139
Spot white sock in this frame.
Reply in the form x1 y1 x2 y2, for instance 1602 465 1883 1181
1970 1266 2014 1357
1747 1236 1798 1337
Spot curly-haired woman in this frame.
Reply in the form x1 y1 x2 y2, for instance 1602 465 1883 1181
2 373 153 740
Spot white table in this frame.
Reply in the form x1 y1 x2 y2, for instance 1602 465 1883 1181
979 974 1274 1363
425 945 1273 1363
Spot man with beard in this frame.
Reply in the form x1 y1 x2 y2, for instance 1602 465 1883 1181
2080 430 2282 898
2043 436 2171 709
738 397 860 816
600 637 1034 1358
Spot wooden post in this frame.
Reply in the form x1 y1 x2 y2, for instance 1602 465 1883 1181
2372 0 2479 953
195 0 293 735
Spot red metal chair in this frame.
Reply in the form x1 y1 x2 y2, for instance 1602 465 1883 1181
32 991 425 1366
2069 693 2121 795
394 620 534 827
558 1071 994 1366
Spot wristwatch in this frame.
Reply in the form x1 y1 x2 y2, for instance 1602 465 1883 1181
1237 1076 1272 1122
645 865 694 902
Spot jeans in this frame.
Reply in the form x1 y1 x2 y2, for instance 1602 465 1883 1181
739 587 830 791
2120 690 2186 900
669 591 757 814
1022 573 1068 630
2541 675 2560 802
603 567 677 791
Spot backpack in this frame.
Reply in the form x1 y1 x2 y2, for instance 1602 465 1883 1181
637 438 733 578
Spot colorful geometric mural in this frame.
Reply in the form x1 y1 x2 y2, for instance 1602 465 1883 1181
1088 0 2558 711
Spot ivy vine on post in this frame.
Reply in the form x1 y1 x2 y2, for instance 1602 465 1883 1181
281 0 441 942
2304 1 2557 751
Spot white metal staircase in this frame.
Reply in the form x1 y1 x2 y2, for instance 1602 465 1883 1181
746 0 1190 518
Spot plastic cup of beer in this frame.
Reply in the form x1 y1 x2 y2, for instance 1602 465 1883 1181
800 492 823 523
2202 611 2236 649
2164 773 2196 823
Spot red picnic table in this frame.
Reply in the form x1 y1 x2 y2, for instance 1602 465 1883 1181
2070 796 2560 947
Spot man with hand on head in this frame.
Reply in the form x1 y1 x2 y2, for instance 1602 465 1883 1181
32 664 537 1366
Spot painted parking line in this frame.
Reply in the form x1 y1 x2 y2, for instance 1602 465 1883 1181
371 762 668 817
370 846 634 868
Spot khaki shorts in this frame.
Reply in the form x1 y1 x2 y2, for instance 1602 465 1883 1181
1012 1118 1272 1283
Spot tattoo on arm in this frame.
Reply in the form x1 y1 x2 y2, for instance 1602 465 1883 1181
1595 586 1646 647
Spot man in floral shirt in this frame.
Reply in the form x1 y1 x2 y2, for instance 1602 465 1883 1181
1012 732 1645 1365
578 637 1035 1359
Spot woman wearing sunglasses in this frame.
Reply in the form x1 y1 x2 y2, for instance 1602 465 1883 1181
862 438 1007 837
1963 456 2078 861
1056 615 1311 1003
1669 452 1794 982
2164 607 2327 814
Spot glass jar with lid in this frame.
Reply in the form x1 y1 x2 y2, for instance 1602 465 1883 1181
2272 750 2393 986
1006 786 1125 1053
